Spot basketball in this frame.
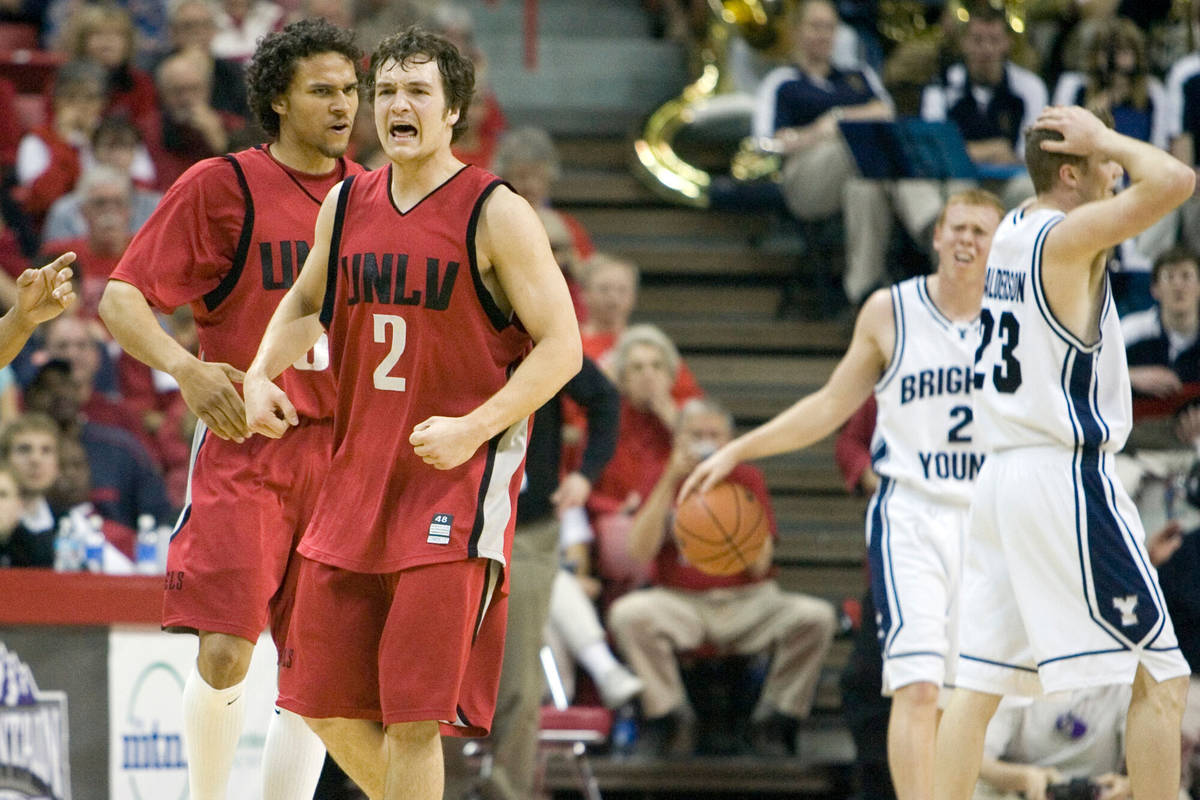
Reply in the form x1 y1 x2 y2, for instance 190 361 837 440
672 481 770 576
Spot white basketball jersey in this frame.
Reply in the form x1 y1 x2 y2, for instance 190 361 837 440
975 206 1132 453
872 276 985 507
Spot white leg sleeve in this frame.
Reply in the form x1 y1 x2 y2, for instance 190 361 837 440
181 665 245 800
261 706 326 800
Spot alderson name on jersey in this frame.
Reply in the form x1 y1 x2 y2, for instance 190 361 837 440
984 266 1026 303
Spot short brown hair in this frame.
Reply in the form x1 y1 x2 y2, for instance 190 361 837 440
1025 128 1087 195
936 188 1005 229
0 413 61 460
368 26 474 143
1152 245 1200 284
1025 108 1113 194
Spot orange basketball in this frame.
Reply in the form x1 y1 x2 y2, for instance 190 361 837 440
672 481 770 576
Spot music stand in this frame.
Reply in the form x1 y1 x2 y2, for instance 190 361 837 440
839 119 1022 181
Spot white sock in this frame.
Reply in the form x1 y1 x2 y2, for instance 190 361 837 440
181 665 246 800
262 706 326 800
577 640 620 682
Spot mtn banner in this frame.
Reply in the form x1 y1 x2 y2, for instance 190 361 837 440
107 628 279 800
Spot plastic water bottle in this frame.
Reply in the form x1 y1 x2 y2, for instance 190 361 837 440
136 514 160 575
53 516 81 571
611 704 638 758
82 517 105 573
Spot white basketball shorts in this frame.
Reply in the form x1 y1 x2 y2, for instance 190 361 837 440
958 446 1188 696
867 478 967 694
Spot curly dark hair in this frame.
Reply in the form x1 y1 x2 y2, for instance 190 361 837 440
245 18 363 139
367 26 474 143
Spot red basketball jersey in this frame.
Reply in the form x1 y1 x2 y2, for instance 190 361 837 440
112 146 365 420
300 165 533 574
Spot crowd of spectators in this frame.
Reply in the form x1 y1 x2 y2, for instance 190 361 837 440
746 0 1200 320
11 2 1200 796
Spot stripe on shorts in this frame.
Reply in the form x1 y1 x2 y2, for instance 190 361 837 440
170 421 209 542
1062 350 1163 649
867 476 901 655
468 416 528 561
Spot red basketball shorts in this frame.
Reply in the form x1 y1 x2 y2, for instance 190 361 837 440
276 556 508 737
162 418 332 650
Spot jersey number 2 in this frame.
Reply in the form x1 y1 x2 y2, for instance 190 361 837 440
947 405 972 443
373 313 407 391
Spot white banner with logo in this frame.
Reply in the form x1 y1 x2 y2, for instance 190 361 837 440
107 627 279 800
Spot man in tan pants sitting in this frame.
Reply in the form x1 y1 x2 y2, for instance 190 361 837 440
607 397 837 757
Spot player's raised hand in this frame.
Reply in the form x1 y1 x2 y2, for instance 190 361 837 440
14 252 77 326
1034 105 1110 157
176 359 248 442
244 372 298 439
678 443 738 503
410 415 485 470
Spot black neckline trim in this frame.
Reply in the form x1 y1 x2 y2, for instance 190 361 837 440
386 163 471 216
259 144 347 206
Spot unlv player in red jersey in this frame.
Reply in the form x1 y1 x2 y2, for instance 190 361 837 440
97 20 364 800
243 27 582 800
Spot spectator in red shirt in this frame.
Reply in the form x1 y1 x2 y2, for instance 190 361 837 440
835 396 877 495
41 164 135 320
39 315 146 448
0 78 25 167
494 126 594 262
608 397 837 757
581 253 704 401
14 61 108 229
42 117 162 245
588 324 689 600
159 0 252 126
143 48 245 190
63 2 158 126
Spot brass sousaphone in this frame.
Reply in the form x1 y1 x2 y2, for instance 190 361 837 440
633 0 1032 207
632 0 790 207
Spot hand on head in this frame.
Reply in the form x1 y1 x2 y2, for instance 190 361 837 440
1033 105 1110 158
